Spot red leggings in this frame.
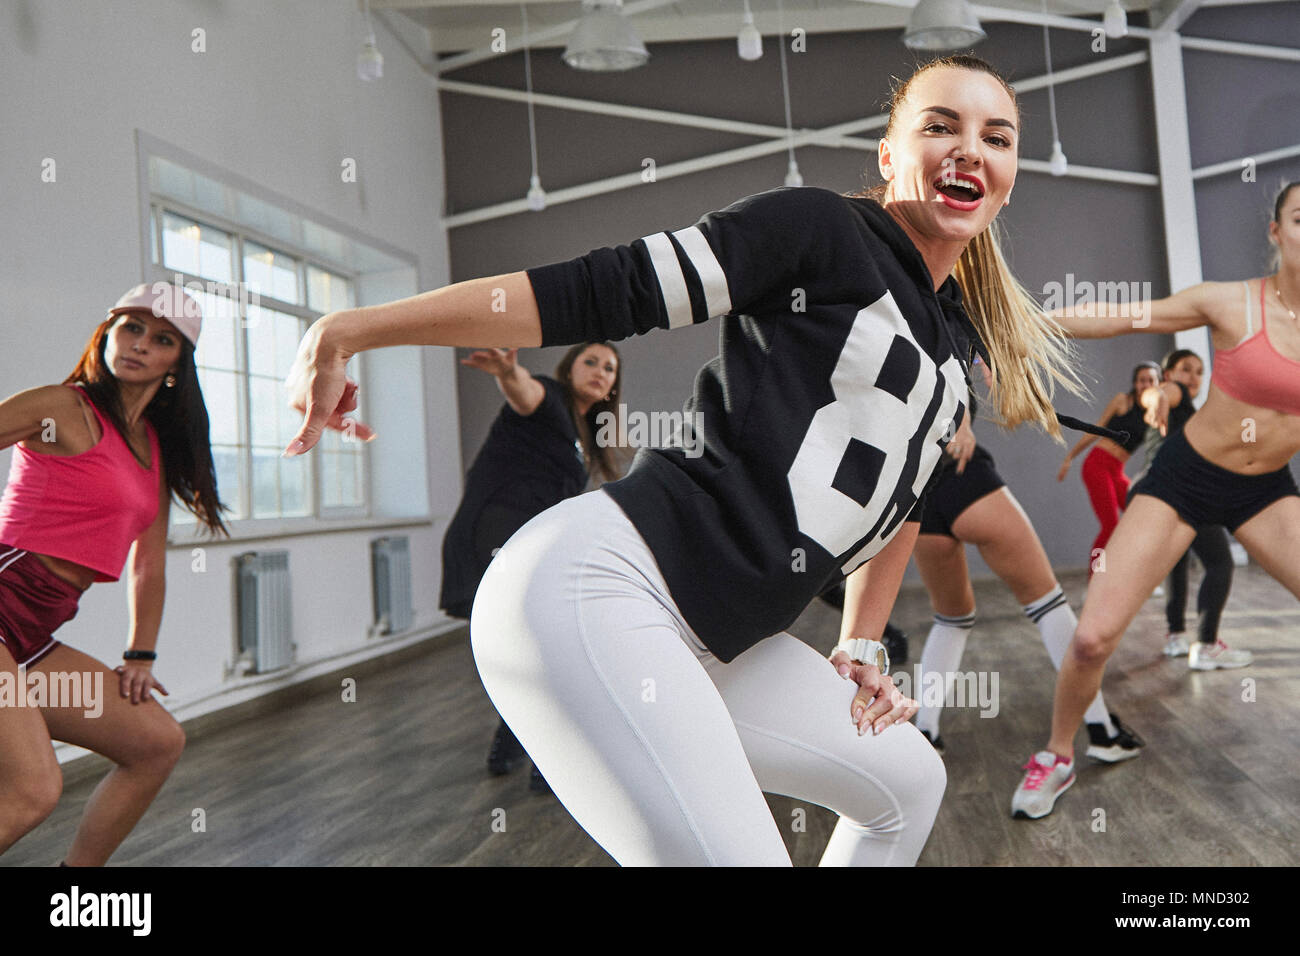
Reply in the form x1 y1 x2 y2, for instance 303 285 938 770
1081 446 1130 569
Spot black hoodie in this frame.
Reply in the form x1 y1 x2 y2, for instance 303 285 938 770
526 186 985 661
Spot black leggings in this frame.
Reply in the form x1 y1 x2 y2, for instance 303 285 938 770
1166 525 1233 644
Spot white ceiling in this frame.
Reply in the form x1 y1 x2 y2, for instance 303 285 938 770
370 0 1222 53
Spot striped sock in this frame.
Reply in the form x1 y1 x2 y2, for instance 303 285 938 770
1024 586 1115 736
914 610 976 738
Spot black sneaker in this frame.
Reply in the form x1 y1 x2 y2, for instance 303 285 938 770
920 729 944 751
883 622 909 665
1085 712 1144 763
529 764 552 794
486 721 525 776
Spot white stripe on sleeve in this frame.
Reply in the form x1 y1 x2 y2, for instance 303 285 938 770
641 232 694 329
672 226 732 319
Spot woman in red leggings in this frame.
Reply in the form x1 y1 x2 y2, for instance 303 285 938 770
1057 362 1161 571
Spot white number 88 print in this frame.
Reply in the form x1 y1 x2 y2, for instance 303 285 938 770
786 292 967 573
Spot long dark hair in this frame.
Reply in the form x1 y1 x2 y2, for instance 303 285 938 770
65 315 229 536
555 342 624 484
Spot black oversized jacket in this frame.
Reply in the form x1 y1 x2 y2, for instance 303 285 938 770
527 187 984 661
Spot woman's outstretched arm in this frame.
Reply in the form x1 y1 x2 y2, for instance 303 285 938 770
285 273 541 454
1049 282 1220 339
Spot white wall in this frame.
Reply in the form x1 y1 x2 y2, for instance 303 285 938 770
0 0 463 743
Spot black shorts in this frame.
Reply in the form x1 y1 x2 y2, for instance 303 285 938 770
918 445 1006 538
1128 429 1300 532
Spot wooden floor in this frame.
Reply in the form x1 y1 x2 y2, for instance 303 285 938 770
5 564 1298 867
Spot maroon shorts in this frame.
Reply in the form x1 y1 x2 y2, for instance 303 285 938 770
0 545 83 667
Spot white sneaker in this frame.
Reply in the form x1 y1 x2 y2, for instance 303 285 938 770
1189 640 1253 670
1163 632 1189 657
1011 751 1075 819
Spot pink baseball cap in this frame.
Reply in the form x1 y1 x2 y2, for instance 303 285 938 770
108 282 202 346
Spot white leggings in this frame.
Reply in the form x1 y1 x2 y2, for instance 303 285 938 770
471 491 947 866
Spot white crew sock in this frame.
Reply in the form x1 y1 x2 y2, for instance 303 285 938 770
914 610 975 738
1024 586 1115 735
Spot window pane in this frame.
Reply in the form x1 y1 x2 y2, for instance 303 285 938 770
194 291 238 371
161 212 232 283
212 445 243 519
320 450 363 509
279 458 309 516
307 265 354 314
274 313 302 379
245 306 300 379
247 375 280 447
197 369 241 446
251 450 280 517
340 452 360 505
243 242 299 305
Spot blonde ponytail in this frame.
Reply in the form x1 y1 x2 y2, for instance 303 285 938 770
953 221 1086 442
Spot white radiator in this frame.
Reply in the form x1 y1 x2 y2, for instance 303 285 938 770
235 551 294 673
370 536 413 635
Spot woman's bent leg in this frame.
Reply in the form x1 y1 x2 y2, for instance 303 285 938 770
1049 496 1194 756
471 492 790 866
0 642 62 855
706 635 947 867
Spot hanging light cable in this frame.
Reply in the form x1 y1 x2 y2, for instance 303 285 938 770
777 0 802 187
522 5 546 210
357 0 384 81
1042 0 1068 176
738 0 763 61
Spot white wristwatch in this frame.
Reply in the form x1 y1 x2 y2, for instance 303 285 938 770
833 638 890 676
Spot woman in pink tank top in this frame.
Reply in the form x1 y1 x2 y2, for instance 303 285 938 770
0 282 227 865
999 181 1300 819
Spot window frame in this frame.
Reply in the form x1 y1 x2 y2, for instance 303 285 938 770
134 132 416 543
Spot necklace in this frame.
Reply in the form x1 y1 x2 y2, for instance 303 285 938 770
1275 276 1298 322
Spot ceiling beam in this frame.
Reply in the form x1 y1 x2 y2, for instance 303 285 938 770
1180 35 1300 62
1150 0 1203 31
441 51 1157 227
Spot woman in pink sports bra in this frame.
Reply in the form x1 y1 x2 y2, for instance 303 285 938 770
1010 181 1300 819
0 283 227 865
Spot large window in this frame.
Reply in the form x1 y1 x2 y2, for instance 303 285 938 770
139 140 424 536
150 198 365 528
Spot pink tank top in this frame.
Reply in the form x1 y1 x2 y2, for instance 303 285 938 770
1211 280 1300 417
0 385 162 582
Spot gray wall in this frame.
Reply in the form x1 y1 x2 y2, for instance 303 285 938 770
440 4 1300 579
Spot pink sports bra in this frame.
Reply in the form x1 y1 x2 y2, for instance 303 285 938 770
0 385 162 582
1210 280 1300 417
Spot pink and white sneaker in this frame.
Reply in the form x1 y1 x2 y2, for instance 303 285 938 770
1011 750 1075 819
1189 640 1253 670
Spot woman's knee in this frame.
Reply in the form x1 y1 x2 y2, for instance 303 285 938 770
1 767 62 834
124 712 186 772
1070 623 1118 666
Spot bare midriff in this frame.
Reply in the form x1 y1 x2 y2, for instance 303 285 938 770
1093 437 1131 463
1183 383 1300 474
31 552 95 592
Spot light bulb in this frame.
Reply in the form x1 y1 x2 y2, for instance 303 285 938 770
1049 141 1068 177
357 34 383 81
738 15 763 60
784 159 803 188
1103 1 1128 39
527 175 547 212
